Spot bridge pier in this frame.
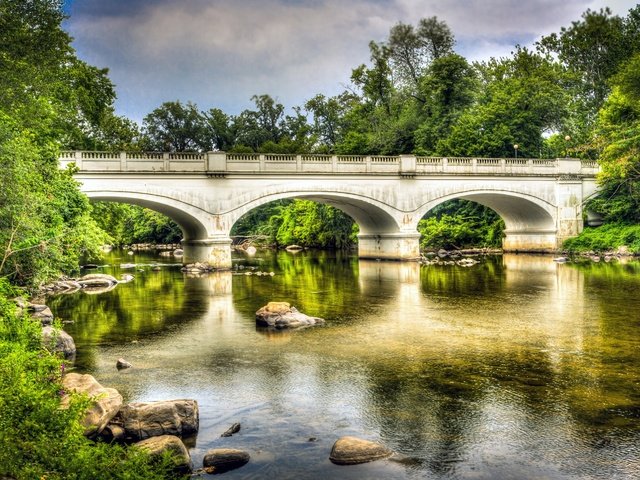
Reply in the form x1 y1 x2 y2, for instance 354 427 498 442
502 230 557 252
357 232 421 261
182 237 232 269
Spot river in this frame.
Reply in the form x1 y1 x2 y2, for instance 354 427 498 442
47 250 640 479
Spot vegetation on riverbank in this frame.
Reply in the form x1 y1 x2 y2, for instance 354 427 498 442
0 280 177 479
0 2 182 478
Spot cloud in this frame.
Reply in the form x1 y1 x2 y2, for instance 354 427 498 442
63 0 638 122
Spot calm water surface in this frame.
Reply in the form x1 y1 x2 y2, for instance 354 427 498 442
48 251 640 479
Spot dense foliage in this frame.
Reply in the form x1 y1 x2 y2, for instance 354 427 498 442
418 201 504 250
0 0 136 287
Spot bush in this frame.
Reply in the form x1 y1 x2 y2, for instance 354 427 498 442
563 223 640 253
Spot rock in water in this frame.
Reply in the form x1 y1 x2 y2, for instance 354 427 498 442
203 449 250 474
135 435 191 473
116 399 199 441
221 422 241 437
329 436 393 465
61 373 123 437
28 304 54 325
78 273 118 286
255 302 324 329
116 358 132 370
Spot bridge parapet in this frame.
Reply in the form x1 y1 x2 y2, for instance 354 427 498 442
59 151 599 177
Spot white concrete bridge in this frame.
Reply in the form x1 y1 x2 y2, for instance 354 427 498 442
60 151 599 267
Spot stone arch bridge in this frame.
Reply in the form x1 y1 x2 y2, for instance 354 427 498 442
60 151 599 267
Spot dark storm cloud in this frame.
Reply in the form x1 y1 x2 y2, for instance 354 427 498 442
63 0 638 122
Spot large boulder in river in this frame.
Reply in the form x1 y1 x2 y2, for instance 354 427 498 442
42 326 76 360
329 436 393 465
117 399 199 441
61 373 123 437
135 435 191 473
255 302 324 329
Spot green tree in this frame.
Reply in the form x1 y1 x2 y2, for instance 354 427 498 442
0 0 110 286
273 200 357 249
386 16 454 94
419 200 504 250
537 7 628 132
586 53 640 223
414 54 478 154
438 48 570 157
142 101 209 151
203 107 234 151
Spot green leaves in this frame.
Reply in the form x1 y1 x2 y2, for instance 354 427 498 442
418 200 504 250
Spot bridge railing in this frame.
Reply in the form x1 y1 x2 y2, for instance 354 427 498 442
59 151 599 176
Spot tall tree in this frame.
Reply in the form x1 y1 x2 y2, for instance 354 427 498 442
386 17 454 93
587 53 640 222
414 54 478 154
232 94 286 150
203 107 234 151
0 0 109 286
538 8 627 125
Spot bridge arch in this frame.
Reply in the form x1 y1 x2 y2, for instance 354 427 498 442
227 191 404 235
84 191 211 241
414 190 558 250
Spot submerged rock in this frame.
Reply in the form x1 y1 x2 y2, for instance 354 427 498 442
181 262 215 274
255 302 324 329
135 435 192 473
61 373 123 437
203 448 250 474
329 436 393 465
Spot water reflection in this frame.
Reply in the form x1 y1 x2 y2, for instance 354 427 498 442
48 252 640 479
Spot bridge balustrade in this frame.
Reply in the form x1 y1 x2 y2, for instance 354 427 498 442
59 151 599 176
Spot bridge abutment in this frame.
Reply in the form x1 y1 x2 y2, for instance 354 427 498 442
182 237 232 269
357 232 421 261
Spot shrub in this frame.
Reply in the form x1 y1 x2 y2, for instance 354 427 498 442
563 223 640 253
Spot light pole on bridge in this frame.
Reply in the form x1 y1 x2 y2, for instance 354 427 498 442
514 144 519 159
564 135 571 157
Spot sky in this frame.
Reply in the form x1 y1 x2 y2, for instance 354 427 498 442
62 0 638 123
